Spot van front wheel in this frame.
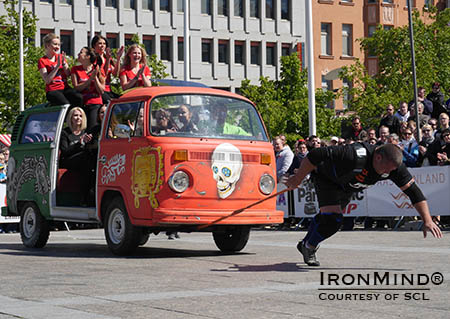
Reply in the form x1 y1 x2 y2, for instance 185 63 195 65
104 197 140 255
20 202 50 248
212 226 250 252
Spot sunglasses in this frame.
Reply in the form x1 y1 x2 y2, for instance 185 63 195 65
422 130 431 132
405 132 413 135
443 134 450 138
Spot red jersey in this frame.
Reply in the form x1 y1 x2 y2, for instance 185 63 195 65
120 64 151 88
71 65 104 105
94 56 114 92
37 54 68 92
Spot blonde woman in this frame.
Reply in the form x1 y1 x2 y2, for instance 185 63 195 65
38 33 83 107
59 107 93 206
119 44 152 90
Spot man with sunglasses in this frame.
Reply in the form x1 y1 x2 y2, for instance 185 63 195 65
284 142 442 266
342 116 367 142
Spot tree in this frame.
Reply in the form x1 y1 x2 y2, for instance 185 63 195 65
0 0 45 132
240 54 340 145
339 7 450 128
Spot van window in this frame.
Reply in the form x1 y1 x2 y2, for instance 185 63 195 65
150 94 268 141
20 111 60 144
107 102 144 138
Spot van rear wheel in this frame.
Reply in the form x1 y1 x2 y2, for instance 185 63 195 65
104 197 140 255
20 202 50 248
212 226 250 252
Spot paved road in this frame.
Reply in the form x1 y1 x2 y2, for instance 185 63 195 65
0 228 448 319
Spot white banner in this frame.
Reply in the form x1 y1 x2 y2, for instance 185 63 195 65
0 183 19 223
279 166 450 218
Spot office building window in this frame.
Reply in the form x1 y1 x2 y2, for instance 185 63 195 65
382 0 393 3
321 75 334 109
234 0 243 17
202 39 212 63
368 25 376 57
281 43 290 56
40 29 54 47
161 37 171 61
105 0 117 7
178 37 184 61
281 0 290 20
235 41 244 64
424 0 433 8
125 34 135 47
250 0 259 18
142 0 153 10
218 0 228 16
321 23 331 56
342 24 352 56
143 36 153 55
384 25 393 31
60 31 73 56
266 0 274 19
219 41 228 64
251 42 260 65
60 0 71 4
177 0 184 12
86 0 99 6
201 0 211 14
160 0 170 11
124 0 135 9
342 78 352 109
107 33 118 49
266 43 276 66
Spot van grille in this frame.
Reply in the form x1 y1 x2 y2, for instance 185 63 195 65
189 151 259 163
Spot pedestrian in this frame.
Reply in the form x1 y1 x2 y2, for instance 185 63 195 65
284 142 442 266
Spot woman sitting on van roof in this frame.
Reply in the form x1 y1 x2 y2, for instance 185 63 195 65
38 33 83 108
91 35 124 104
71 47 106 131
119 44 152 91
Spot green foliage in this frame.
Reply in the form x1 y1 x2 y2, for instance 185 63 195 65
0 0 46 132
339 7 450 128
240 54 340 146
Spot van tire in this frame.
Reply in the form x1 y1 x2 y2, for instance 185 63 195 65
212 226 250 252
20 202 50 248
104 197 140 255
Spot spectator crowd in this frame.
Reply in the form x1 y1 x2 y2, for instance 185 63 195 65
273 82 450 230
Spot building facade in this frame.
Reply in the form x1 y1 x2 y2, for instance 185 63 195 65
313 0 448 109
1 0 305 93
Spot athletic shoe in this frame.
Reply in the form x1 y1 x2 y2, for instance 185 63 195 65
297 240 320 266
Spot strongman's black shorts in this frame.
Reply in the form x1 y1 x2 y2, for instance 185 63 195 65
312 174 354 209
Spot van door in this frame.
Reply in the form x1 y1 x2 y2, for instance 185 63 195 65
7 106 65 219
98 101 153 221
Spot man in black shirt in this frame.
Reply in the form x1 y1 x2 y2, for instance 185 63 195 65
285 143 442 266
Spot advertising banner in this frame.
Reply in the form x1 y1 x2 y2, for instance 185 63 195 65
0 183 19 223
280 166 450 218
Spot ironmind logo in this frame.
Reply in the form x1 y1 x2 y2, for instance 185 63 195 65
390 192 414 209
318 271 444 302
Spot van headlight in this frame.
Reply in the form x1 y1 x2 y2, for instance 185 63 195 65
259 174 275 195
168 170 190 193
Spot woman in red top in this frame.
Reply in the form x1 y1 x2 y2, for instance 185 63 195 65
91 35 124 104
71 47 105 130
38 33 83 107
119 44 152 91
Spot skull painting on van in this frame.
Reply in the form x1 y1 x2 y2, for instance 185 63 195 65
211 143 243 199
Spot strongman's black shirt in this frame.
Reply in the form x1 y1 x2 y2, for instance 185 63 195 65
307 143 412 192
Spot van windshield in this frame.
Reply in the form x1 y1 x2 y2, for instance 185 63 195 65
150 94 268 141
